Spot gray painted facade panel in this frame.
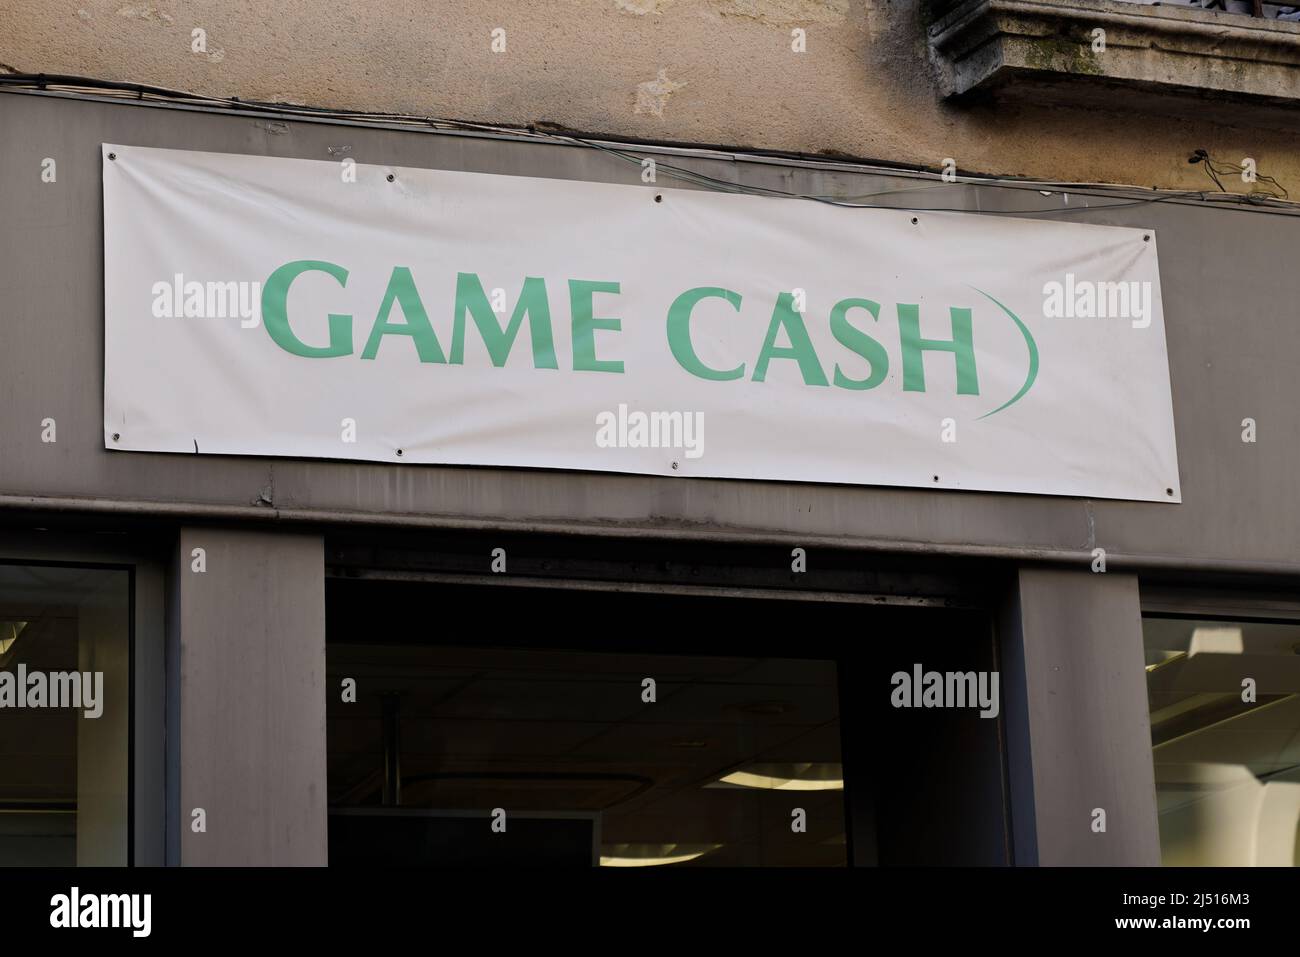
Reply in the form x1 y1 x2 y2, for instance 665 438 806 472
175 528 327 866
1003 568 1161 866
0 90 1296 573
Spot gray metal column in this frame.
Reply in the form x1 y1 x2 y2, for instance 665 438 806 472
999 567 1161 865
174 528 327 865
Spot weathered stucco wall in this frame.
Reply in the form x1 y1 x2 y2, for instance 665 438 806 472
1 1 1298 194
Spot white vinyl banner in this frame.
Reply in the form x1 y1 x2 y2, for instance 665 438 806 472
102 143 1181 502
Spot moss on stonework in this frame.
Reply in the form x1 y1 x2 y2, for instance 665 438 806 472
1022 34 1104 76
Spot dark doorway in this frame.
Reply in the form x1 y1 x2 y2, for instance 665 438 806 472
325 578 1009 866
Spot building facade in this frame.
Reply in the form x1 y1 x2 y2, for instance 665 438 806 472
1 0 1298 868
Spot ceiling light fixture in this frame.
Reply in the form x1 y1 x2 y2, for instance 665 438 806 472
707 762 844 791
0 621 28 658
599 843 722 867
1189 627 1244 656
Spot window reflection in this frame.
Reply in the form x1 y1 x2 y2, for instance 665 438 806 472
0 564 131 866
1144 617 1300 866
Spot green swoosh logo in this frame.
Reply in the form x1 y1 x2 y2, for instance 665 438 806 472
973 287 1038 419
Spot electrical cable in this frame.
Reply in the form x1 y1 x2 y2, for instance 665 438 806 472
2 72 1297 215
1189 147 1288 200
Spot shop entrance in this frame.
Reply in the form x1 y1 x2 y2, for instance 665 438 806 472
324 566 1011 867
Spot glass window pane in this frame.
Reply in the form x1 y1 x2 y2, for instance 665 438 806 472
0 564 131 866
327 641 846 867
1144 616 1300 866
